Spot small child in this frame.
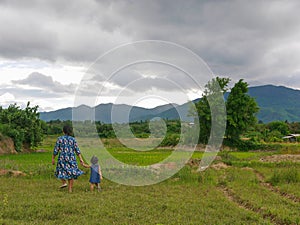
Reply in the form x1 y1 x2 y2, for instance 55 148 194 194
81 155 102 192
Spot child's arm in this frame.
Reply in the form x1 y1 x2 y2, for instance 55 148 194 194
80 162 90 168
98 166 103 179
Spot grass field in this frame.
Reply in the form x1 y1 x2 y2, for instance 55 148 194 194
0 137 300 224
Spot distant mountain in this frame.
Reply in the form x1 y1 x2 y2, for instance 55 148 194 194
39 85 300 123
40 103 180 123
248 85 300 123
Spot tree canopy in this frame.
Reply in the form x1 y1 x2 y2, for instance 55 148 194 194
194 77 259 145
193 77 230 144
226 79 259 141
0 102 44 151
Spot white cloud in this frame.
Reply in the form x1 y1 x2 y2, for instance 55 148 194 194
0 92 15 103
0 73 80 111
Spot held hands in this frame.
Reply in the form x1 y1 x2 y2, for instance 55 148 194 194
79 156 84 165
80 160 89 168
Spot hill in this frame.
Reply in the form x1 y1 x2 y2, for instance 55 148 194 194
39 85 300 123
248 85 300 122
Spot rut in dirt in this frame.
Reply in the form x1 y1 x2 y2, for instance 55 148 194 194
218 184 288 225
253 169 300 203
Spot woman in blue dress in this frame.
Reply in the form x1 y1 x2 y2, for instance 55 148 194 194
52 125 84 192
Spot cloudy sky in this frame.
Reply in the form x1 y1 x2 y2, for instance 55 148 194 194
1 0 300 111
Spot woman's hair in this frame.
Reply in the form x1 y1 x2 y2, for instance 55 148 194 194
90 155 99 165
63 125 73 136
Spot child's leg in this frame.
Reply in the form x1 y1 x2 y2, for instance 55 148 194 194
97 183 101 192
90 183 94 192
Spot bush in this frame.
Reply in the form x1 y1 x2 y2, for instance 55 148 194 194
159 134 180 147
223 138 262 151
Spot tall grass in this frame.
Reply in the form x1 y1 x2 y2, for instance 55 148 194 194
269 167 299 185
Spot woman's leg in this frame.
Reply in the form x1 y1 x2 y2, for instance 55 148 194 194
68 179 74 192
59 179 67 188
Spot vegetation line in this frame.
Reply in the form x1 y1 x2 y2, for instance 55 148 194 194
218 185 286 225
253 170 300 203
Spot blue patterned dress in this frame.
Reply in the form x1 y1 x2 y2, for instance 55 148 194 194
53 135 84 179
89 164 101 184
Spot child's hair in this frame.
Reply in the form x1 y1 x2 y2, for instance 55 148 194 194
90 155 99 165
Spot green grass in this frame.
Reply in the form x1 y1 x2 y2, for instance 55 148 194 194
36 135 57 151
107 147 174 166
254 164 300 199
0 171 268 225
0 137 299 224
223 168 300 224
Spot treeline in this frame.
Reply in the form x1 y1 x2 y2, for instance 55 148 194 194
44 118 300 150
1 77 300 152
44 119 182 146
45 120 181 137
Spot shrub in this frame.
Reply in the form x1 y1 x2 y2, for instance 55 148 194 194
223 138 262 151
159 134 180 147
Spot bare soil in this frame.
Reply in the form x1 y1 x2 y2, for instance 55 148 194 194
0 136 16 155
0 169 26 176
259 154 300 163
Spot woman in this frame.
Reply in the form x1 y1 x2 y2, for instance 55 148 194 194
52 125 84 192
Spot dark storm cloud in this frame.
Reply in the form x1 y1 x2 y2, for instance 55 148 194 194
0 0 130 62
1 0 300 89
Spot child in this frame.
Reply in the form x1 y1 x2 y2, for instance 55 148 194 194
81 155 102 192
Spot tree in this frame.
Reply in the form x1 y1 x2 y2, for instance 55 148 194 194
226 79 259 141
0 102 43 151
267 121 290 135
193 77 230 144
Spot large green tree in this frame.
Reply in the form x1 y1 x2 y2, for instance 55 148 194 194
226 79 259 141
194 77 230 144
0 102 43 151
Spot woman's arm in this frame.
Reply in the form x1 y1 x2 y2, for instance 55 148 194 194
78 153 84 164
52 137 61 165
